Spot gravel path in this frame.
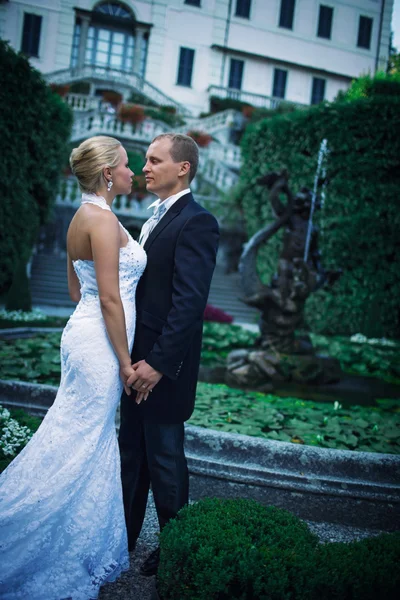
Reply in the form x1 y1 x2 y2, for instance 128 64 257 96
98 493 383 600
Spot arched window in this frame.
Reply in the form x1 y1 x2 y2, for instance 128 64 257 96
94 2 132 19
71 2 149 76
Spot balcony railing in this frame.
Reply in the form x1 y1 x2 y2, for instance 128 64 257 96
208 85 305 110
57 177 222 217
64 93 101 111
70 114 168 144
56 177 152 218
45 65 192 116
177 109 238 135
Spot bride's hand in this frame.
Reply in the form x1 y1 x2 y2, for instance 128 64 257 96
135 390 149 405
120 365 137 396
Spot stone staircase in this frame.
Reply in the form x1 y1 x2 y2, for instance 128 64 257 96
69 111 241 193
30 254 75 308
208 267 259 324
30 254 259 324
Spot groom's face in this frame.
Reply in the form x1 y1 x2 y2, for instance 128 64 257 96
143 138 183 200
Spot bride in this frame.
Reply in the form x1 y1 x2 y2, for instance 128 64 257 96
0 136 147 599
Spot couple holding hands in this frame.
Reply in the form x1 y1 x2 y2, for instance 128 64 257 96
0 132 219 599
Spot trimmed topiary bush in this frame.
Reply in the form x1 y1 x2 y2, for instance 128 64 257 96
157 498 318 600
158 498 400 600
309 532 400 600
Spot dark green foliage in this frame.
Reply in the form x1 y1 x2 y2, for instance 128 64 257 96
158 499 400 600
248 102 300 123
5 258 32 311
0 316 68 329
201 322 257 366
0 407 42 473
310 533 400 600
0 333 62 386
0 41 72 295
336 71 400 101
144 106 185 127
69 81 90 94
1 328 398 453
126 150 145 173
158 498 318 600
127 90 158 107
240 95 400 338
310 333 400 384
192 382 400 454
209 95 252 113
201 323 400 384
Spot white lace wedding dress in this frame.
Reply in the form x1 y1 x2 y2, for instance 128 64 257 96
0 195 147 600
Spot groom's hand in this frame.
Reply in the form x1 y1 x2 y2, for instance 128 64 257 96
127 359 162 393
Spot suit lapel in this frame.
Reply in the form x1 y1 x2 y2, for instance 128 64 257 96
144 192 194 253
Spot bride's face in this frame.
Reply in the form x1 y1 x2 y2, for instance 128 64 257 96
111 147 134 195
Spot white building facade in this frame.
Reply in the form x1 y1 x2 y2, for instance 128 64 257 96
0 0 394 115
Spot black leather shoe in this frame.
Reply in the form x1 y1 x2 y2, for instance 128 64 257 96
140 547 160 577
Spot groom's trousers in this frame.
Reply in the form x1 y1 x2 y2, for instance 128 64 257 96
118 402 189 548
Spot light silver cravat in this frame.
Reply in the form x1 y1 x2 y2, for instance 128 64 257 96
139 202 168 246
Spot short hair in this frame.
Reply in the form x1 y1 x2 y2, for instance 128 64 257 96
69 136 121 194
151 133 199 182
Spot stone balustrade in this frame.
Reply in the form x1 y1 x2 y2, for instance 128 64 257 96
64 93 100 111
207 142 241 169
208 85 305 110
198 154 239 190
70 113 241 189
45 65 191 115
56 177 221 218
56 177 152 218
71 114 168 144
177 109 237 135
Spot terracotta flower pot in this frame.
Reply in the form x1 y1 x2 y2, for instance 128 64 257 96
187 130 212 147
118 103 146 126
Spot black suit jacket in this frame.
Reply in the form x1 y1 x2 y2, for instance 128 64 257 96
131 192 219 423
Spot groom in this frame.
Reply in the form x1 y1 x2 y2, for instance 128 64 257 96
118 133 219 576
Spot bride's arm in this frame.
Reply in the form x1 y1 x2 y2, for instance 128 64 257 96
67 255 81 302
89 211 133 393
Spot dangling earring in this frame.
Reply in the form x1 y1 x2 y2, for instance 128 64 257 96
107 179 113 192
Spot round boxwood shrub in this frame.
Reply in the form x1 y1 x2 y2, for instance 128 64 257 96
157 498 318 600
309 531 400 600
158 498 400 600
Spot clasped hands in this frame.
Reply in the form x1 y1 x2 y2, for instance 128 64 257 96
120 360 163 404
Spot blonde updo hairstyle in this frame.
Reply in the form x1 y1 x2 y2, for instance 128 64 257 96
69 136 122 194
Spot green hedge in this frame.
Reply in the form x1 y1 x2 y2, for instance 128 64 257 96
158 499 318 600
240 95 400 338
0 41 72 296
158 498 400 600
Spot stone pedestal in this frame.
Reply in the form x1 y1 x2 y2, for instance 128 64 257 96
226 348 342 389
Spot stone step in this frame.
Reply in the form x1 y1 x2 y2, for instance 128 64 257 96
29 254 259 323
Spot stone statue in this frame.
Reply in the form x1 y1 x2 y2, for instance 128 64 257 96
226 170 342 388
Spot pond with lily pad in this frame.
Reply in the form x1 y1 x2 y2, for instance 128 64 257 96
0 323 399 454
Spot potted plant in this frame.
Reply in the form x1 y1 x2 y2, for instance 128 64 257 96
49 83 70 97
117 103 146 129
186 130 213 147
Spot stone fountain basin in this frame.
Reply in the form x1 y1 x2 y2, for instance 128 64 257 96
1 379 399 532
